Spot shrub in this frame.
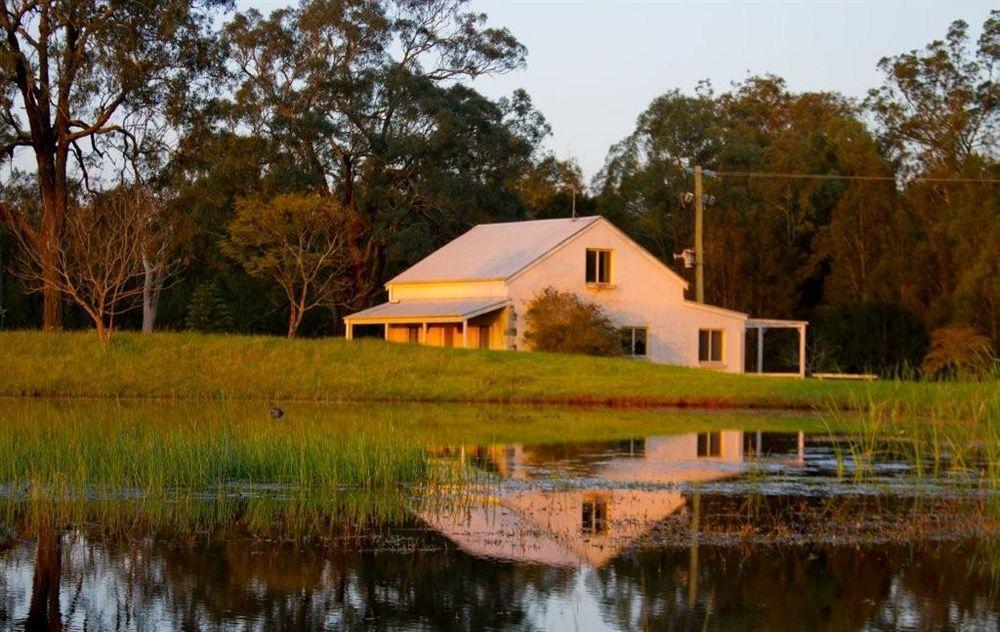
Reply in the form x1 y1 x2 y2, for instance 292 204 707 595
186 281 235 333
920 325 997 380
809 303 929 376
523 287 623 357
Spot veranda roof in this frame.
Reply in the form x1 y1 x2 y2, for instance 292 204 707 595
344 298 509 323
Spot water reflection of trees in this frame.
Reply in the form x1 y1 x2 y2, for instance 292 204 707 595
2 528 998 630
2 528 574 630
593 543 999 630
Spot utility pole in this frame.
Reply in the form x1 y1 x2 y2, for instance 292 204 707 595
693 165 704 303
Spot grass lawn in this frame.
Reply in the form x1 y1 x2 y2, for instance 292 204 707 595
0 330 995 414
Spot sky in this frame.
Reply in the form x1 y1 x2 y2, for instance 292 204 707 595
463 1 996 180
235 1 997 181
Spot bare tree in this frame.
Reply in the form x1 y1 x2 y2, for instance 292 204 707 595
3 189 159 341
140 194 184 334
0 0 227 331
224 194 350 338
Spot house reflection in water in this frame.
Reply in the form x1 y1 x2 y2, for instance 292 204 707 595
423 431 805 568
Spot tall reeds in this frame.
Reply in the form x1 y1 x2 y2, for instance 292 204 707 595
0 402 433 499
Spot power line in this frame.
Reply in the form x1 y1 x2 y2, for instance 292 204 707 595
709 170 1000 184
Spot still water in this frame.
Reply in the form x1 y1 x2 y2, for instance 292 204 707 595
1 420 998 630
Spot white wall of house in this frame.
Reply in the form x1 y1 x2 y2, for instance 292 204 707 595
505 219 748 372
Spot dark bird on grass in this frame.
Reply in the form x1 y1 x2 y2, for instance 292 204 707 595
269 406 285 420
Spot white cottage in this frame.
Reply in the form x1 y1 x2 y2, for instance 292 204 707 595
344 216 806 375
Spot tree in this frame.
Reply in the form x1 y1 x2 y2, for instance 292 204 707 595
185 280 234 333
595 77 896 319
0 0 227 330
523 287 623 357
139 193 189 334
224 194 350 338
809 303 929 376
512 155 588 219
867 13 999 172
867 12 1000 340
921 325 997 380
223 0 533 311
4 189 161 341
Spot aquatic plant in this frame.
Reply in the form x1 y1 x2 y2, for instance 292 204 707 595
822 386 1000 501
0 402 434 500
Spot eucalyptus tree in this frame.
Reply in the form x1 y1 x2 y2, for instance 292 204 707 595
867 12 1000 339
867 12 999 172
224 194 351 339
0 0 229 330
595 77 895 318
223 0 537 312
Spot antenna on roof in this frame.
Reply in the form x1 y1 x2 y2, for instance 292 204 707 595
571 187 577 219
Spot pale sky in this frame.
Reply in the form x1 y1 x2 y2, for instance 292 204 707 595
236 1 997 180
466 1 996 179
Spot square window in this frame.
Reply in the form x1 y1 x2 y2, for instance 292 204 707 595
698 329 723 363
620 327 648 357
697 432 722 458
581 499 608 535
585 249 612 284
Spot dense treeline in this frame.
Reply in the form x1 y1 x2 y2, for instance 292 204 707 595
0 1 997 375
595 15 999 373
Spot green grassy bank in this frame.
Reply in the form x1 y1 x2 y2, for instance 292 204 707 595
1 331 995 412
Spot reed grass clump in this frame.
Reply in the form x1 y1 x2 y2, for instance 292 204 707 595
823 387 1000 496
0 402 433 499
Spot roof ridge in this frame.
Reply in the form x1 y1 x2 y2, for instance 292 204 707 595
472 215 600 228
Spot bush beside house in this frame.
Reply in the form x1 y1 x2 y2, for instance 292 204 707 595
523 288 623 357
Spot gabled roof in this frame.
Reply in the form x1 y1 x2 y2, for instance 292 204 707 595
389 216 602 284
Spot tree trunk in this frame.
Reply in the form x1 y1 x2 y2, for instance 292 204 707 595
142 256 165 334
95 319 111 343
25 529 62 632
288 300 304 338
36 151 65 332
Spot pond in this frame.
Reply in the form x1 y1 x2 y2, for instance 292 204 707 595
0 403 997 630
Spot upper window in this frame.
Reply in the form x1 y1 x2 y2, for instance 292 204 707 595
585 249 612 284
620 327 647 357
698 329 723 363
581 499 608 535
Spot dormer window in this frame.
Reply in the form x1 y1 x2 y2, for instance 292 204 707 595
585 249 612 284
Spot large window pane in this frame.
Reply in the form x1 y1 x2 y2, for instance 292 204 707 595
633 328 647 356
698 330 710 362
619 328 633 355
598 250 611 283
585 250 597 283
711 330 723 362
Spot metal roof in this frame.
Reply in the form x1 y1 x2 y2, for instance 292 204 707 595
344 298 509 322
388 216 602 284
